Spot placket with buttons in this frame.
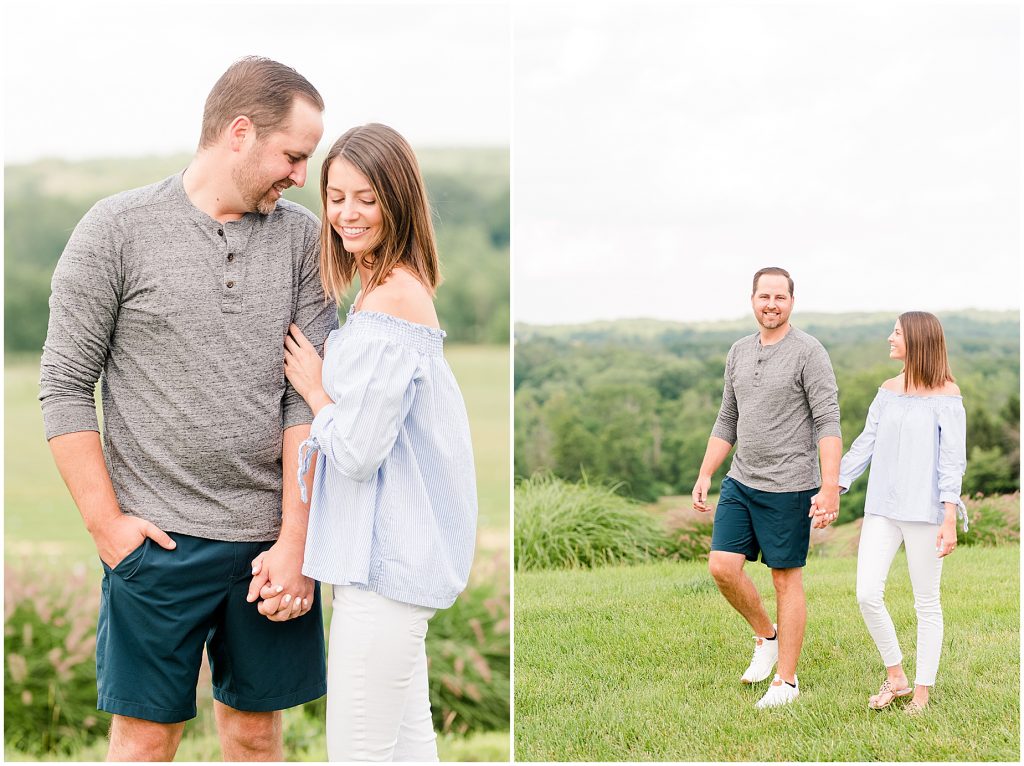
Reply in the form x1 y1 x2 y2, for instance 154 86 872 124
219 224 244 313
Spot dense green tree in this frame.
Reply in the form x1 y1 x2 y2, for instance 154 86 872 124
965 446 1017 496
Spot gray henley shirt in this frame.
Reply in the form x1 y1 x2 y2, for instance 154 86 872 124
39 172 339 541
711 325 841 493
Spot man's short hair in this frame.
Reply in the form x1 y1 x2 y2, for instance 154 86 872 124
198 56 324 149
752 267 794 297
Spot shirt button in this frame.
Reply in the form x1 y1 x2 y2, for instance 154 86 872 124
217 229 223 236
226 281 235 288
227 253 234 262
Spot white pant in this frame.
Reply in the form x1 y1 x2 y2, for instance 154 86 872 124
327 586 438 762
856 513 944 686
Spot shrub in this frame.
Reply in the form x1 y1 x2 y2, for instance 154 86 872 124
3 560 109 756
515 473 667 571
960 492 1020 547
964 446 1019 496
661 513 715 561
427 553 510 735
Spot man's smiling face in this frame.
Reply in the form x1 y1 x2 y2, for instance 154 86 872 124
751 274 793 331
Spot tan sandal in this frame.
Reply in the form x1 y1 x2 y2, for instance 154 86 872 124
904 699 927 716
868 678 913 709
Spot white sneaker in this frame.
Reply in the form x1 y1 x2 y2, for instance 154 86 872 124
740 624 778 684
755 674 800 709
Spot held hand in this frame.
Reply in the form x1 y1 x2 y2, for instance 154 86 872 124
692 476 712 513
92 514 176 569
809 486 841 529
808 498 828 529
249 549 313 621
284 324 326 406
246 541 314 622
936 523 958 558
809 507 828 529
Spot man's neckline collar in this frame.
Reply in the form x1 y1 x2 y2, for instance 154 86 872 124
757 324 793 348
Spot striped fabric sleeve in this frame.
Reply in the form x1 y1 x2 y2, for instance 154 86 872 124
838 391 883 492
306 337 420 484
936 401 968 507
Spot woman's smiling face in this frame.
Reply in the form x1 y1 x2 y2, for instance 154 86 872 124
325 156 382 255
888 319 907 361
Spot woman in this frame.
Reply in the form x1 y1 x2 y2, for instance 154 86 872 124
282 123 477 761
838 311 967 714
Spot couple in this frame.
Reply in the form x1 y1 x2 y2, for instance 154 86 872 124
39 57 477 762
692 267 967 711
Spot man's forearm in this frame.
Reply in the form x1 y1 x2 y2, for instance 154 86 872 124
818 435 842 488
48 430 122 533
280 424 314 546
699 436 734 478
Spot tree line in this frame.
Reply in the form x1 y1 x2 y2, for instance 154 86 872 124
515 312 1020 519
5 149 509 352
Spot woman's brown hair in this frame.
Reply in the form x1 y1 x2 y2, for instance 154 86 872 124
899 311 955 391
318 123 440 301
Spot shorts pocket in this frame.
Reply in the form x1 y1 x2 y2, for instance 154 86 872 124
105 539 150 581
794 488 817 516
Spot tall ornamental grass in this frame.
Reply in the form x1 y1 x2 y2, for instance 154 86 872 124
515 474 666 571
4 561 108 756
427 553 510 735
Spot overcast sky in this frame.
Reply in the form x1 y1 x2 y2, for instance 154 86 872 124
3 1 509 163
514 3 1020 324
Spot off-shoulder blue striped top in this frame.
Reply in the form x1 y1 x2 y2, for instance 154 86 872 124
839 388 968 530
297 306 478 609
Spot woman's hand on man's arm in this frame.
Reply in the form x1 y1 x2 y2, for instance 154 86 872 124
285 324 333 415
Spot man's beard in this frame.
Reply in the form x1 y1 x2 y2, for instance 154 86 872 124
233 151 285 215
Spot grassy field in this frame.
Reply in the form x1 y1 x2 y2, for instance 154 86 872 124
446 345 510 533
514 546 1019 761
4 345 508 560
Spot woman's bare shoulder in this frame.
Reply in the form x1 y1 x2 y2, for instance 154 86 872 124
360 269 439 327
881 375 903 392
940 381 961 396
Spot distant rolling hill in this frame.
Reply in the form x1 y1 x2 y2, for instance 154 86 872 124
5 147 509 351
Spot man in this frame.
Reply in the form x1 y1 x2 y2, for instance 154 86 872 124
692 267 841 709
39 57 337 760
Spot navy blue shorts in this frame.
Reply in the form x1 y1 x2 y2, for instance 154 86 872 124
96 533 326 723
710 477 817 569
